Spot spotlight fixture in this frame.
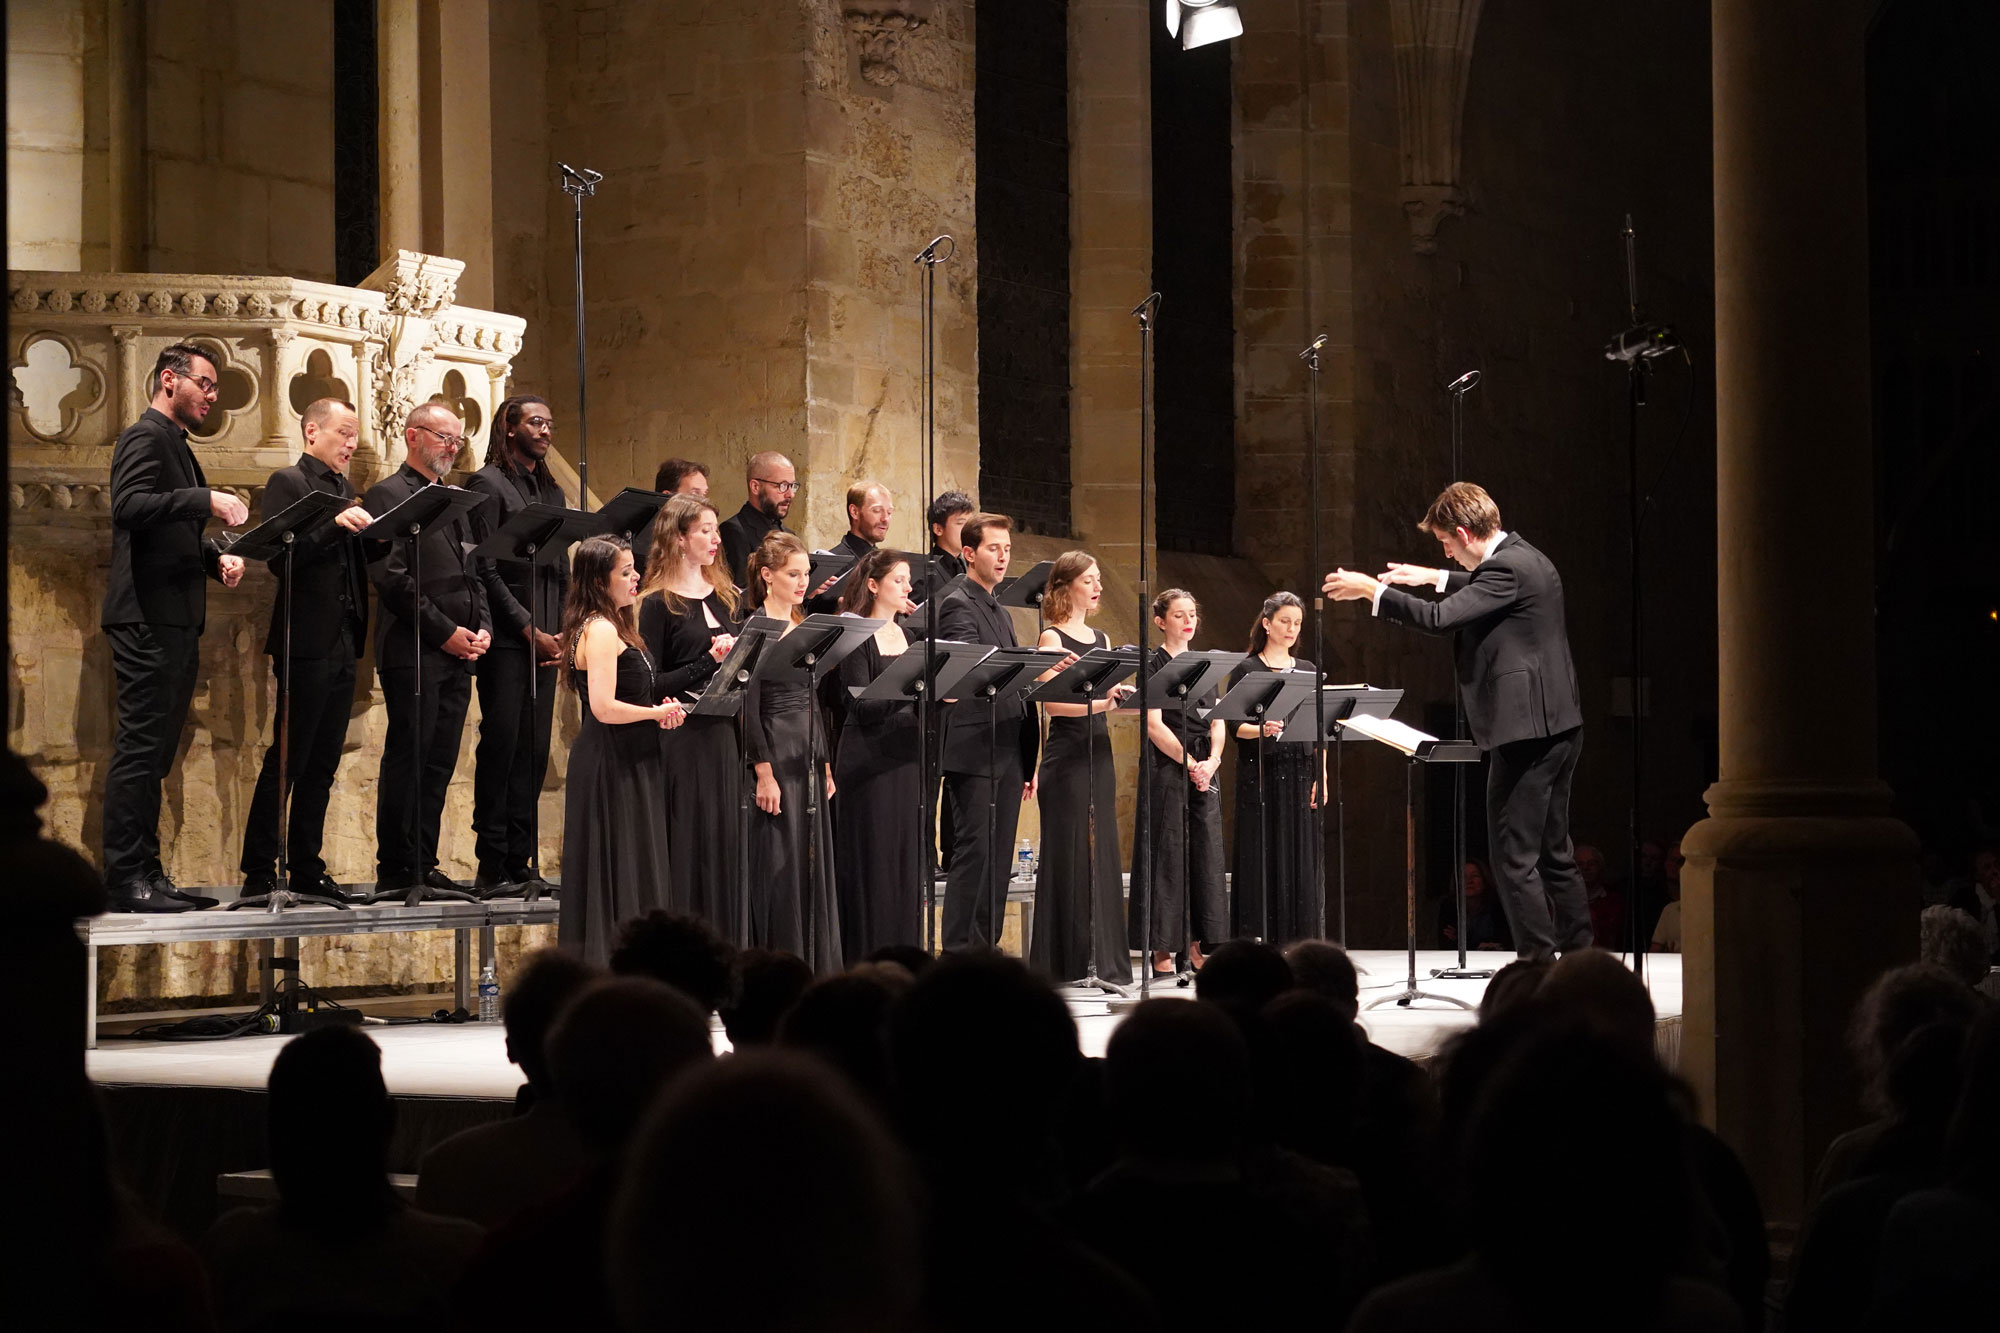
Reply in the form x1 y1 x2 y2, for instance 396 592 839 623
1164 0 1243 50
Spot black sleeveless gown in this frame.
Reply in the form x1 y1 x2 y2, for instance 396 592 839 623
744 657 844 973
1030 626 1132 984
559 639 672 967
829 636 924 959
1228 654 1323 944
1130 645 1229 953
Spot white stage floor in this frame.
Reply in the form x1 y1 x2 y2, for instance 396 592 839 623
87 950 1683 1101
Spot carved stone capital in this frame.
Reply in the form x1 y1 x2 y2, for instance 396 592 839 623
1390 0 1484 253
842 1 933 88
1400 185 1468 255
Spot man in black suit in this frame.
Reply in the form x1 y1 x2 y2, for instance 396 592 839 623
911 489 973 612
100 342 248 912
466 395 567 891
719 450 797 589
936 513 1068 949
808 479 894 614
363 403 492 896
1324 482 1591 958
238 398 373 901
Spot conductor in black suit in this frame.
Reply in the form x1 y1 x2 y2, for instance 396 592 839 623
936 513 1068 949
466 395 567 890
363 403 492 894
100 342 248 912
1324 482 1591 959
238 398 374 901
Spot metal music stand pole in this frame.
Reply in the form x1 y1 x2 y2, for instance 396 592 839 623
1132 292 1160 996
558 162 603 504
1435 370 1493 980
1301 333 1332 941
913 234 953 952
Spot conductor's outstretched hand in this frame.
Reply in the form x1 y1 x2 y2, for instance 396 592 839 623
1322 569 1380 602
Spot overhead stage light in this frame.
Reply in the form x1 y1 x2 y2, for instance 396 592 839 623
1164 0 1243 50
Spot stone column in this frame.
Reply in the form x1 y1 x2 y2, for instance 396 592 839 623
420 0 494 308
377 0 424 258
1068 0 1151 568
1684 0 1917 1240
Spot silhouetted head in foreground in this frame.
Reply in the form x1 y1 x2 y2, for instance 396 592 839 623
719 948 812 1050
1195 939 1293 1013
1284 940 1360 1021
1104 998 1250 1166
609 910 736 1014
268 1026 398 1227
545 977 714 1152
504 949 598 1094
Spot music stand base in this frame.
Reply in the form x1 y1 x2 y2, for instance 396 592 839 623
477 876 555 903
365 883 481 907
1366 987 1473 1011
1431 965 1496 980
229 890 352 913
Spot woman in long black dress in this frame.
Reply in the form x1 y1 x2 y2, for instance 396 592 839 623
1030 550 1133 985
638 495 744 940
743 531 842 972
1227 591 1322 945
1130 588 1229 979
558 536 685 966
827 547 923 958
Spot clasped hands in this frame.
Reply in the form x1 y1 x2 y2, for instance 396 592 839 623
442 626 493 661
1321 562 1443 602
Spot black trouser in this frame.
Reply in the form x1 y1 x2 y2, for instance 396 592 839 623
471 645 557 880
101 623 202 884
941 753 1025 950
1486 725 1592 959
375 653 473 881
240 640 357 881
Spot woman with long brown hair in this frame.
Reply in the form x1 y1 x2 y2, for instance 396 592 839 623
1030 550 1133 985
1226 590 1322 944
827 547 922 958
558 535 684 966
637 494 744 937
743 531 841 971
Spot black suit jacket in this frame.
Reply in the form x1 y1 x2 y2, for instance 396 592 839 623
809 530 875 615
258 455 368 658
361 465 492 673
1375 532 1583 750
465 459 568 651
937 579 1039 778
719 502 787 592
101 407 225 629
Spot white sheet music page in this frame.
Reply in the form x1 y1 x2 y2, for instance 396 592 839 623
1339 713 1436 756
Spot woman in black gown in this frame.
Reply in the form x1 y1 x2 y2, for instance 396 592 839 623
1129 588 1229 979
743 531 842 972
1030 550 1133 985
827 548 923 958
638 495 744 940
1227 591 1323 945
558 536 685 966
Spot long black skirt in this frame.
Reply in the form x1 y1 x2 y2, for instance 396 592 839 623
1129 751 1228 951
1229 737 1322 944
560 715 673 968
662 714 744 943
1030 716 1133 984
833 710 924 959
748 702 843 973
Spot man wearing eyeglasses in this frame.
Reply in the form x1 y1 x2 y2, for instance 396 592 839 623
100 342 248 912
362 403 493 897
720 450 798 590
465 395 567 893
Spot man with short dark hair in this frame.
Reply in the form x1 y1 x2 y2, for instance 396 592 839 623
653 457 710 496
238 398 374 902
466 396 567 891
912 489 974 610
719 450 797 589
1325 481 1590 959
363 404 492 896
100 342 248 911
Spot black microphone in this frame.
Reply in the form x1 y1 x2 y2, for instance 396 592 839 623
912 234 956 265
1130 292 1163 317
1447 370 1481 393
1298 333 1330 360
557 161 603 185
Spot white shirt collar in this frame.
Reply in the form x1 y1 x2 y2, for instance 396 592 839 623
1476 530 1508 566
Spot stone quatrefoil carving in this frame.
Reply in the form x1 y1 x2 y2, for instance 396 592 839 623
10 333 107 442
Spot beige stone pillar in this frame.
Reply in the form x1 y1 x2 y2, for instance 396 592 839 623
420 0 494 308
1684 0 1917 1240
1068 0 1151 569
378 0 424 257
106 0 148 272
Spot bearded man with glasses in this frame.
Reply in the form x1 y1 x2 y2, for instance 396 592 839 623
361 403 493 896
719 450 799 590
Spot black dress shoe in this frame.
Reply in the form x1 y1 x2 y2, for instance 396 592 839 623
424 868 464 893
105 876 195 914
290 873 352 903
241 871 281 899
151 871 218 909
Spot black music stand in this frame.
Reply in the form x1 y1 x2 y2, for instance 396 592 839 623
1210 669 1319 941
804 549 858 611
596 486 673 548
227 489 353 912
854 638 994 948
994 560 1055 611
359 484 493 906
947 645 1069 952
1348 717 1483 1010
1119 649 1247 989
471 502 600 901
689 615 783 947
1026 647 1141 997
752 613 880 965
1279 685 1404 952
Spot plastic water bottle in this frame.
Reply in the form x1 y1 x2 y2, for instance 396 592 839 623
1018 839 1034 882
477 960 499 1024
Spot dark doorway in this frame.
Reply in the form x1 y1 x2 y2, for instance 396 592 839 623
333 0 380 287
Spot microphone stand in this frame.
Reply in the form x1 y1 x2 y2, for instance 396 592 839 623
1133 292 1160 995
558 162 602 504
1434 369 1493 980
1301 333 1332 941
914 234 953 953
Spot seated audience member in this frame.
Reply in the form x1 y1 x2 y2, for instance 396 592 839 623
1576 842 1628 948
1866 1006 2000 1329
609 908 736 1015
1352 1025 1743 1333
417 950 596 1227
1946 845 2000 962
1919 904 1992 991
1438 858 1513 952
867 942 936 978
1649 841 1685 952
454 978 714 1331
1193 938 1293 1013
1477 956 1551 1022
1260 990 1363 1167
1083 999 1373 1331
777 962 912 1106
201 1028 483 1333
1811 964 1984 1204
607 1053 923 1333
887 953 1154 1330
718 947 813 1049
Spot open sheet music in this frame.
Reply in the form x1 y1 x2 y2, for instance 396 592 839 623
1338 713 1438 756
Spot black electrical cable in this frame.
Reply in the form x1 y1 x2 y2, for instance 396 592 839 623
1637 344 1699 536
